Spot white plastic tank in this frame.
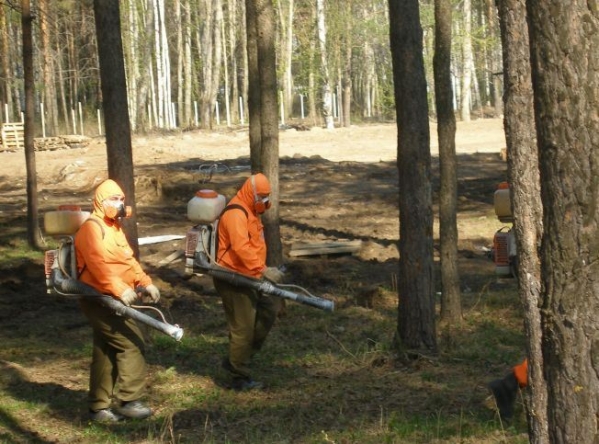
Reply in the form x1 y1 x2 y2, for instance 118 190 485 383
44 205 91 235
494 182 513 222
187 189 226 224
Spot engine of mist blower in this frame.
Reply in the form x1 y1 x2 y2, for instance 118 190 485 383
493 182 517 277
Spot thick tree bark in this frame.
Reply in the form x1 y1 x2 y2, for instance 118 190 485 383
388 0 436 354
496 0 547 440
434 0 461 324
93 0 139 257
527 0 599 441
255 0 283 266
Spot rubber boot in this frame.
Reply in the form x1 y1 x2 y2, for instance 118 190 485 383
488 372 519 421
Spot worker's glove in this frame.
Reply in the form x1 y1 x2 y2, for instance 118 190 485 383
262 266 284 284
144 284 161 303
120 288 138 306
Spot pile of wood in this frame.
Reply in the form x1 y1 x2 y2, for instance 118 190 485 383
34 137 68 151
0 124 92 152
35 135 91 151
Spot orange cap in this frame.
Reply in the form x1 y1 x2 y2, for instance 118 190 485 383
196 189 218 198
58 204 82 211
497 181 509 189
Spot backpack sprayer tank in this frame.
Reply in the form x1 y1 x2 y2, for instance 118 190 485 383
43 205 90 293
185 189 226 277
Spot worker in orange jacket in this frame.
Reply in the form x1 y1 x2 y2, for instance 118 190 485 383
75 179 160 422
214 173 284 391
488 358 528 421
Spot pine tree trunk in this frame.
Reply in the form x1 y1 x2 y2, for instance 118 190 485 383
496 0 547 440
255 0 283 266
22 0 42 249
93 0 139 256
246 0 261 168
389 0 436 354
528 0 599 441
434 0 461 323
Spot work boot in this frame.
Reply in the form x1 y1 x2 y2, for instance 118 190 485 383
232 378 264 392
89 408 123 423
116 400 152 420
488 372 519 421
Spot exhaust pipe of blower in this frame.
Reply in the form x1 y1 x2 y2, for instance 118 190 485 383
195 255 334 312
51 267 184 341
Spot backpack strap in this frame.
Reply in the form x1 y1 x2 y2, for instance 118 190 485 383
216 204 249 263
77 217 106 278
84 217 106 240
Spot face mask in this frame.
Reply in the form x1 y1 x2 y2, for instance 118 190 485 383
103 199 130 219
255 196 271 214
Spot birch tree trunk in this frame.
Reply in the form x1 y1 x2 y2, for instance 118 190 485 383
0 4 12 121
175 0 183 127
277 0 294 120
198 0 222 129
246 0 261 165
183 0 193 127
124 0 139 131
316 0 334 129
460 0 473 122
38 0 59 136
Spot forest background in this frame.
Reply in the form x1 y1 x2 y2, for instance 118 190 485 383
0 0 498 135
0 0 534 443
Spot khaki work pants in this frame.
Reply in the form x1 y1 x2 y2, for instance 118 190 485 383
80 298 146 411
214 278 279 380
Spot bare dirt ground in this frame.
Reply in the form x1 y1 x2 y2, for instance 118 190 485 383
0 118 509 304
0 119 524 443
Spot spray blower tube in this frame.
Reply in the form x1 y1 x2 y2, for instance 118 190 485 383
51 268 184 341
195 256 334 312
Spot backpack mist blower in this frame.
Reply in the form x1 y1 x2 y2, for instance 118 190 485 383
43 206 183 341
184 189 335 312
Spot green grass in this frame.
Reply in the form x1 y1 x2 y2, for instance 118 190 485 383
0 238 529 444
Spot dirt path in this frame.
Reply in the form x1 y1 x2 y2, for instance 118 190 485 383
0 119 505 184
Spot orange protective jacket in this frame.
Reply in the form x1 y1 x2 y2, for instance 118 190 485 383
75 179 152 299
513 358 528 388
216 174 270 278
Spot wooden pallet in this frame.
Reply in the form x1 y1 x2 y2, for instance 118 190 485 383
1 122 24 152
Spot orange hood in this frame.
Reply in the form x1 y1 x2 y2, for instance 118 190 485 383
236 173 271 211
93 179 125 218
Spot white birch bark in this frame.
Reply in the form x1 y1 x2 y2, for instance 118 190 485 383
316 0 334 129
460 0 473 122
